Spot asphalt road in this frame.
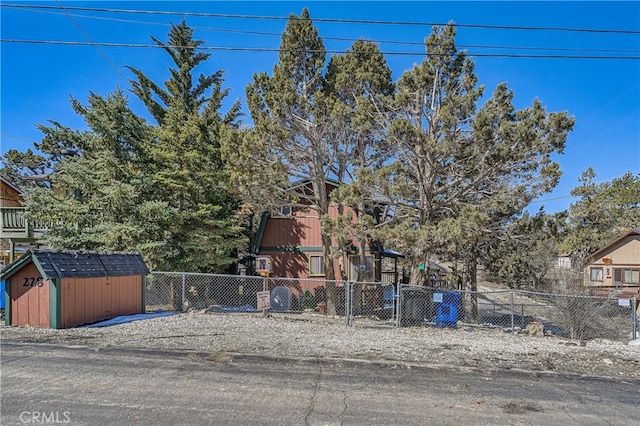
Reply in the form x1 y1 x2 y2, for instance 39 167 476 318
1 342 639 425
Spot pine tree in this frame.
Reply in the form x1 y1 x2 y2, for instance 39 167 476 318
229 9 344 311
127 20 245 272
561 169 640 264
23 90 166 254
322 39 395 312
372 23 574 317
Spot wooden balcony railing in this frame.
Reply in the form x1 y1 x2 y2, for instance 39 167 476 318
0 207 49 239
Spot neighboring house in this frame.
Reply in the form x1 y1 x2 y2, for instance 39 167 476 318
254 180 386 286
583 229 640 300
1 176 22 207
1 177 39 265
556 254 572 269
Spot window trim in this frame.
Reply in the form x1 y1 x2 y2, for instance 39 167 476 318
272 205 292 218
614 267 640 285
309 255 325 277
348 255 375 281
589 267 603 282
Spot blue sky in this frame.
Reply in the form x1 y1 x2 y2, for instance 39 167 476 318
1 1 639 213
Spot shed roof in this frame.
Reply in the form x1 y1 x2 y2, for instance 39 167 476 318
0 249 149 281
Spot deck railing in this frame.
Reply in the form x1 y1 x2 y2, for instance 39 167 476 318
0 207 48 238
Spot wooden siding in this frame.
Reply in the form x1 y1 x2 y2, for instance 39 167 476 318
261 204 358 249
9 262 50 328
261 212 320 248
259 203 363 279
60 275 143 328
259 251 309 278
259 249 345 281
1 180 23 208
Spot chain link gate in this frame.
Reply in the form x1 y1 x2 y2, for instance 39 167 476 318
345 281 400 327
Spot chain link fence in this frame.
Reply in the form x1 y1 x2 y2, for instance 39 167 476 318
145 272 347 317
145 273 638 342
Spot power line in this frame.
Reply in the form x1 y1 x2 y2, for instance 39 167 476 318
11 8 640 56
55 1 131 86
0 132 40 145
531 168 640 205
2 39 639 60
2 3 639 35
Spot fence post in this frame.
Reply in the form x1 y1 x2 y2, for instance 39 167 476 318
263 275 268 317
349 281 354 326
344 281 351 326
181 273 186 312
394 284 400 328
397 285 403 328
633 297 637 341
510 290 515 331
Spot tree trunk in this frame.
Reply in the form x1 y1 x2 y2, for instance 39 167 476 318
323 235 338 315
467 260 479 323
409 263 426 286
352 237 368 316
171 277 183 312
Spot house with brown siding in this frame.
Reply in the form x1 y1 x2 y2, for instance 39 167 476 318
1 177 29 265
583 229 640 302
254 180 383 286
1 176 23 208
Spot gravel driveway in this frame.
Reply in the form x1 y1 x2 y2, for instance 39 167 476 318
2 312 639 379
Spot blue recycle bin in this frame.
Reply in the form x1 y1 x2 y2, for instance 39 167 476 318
435 291 460 328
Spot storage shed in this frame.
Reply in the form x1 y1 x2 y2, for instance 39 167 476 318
0 249 149 328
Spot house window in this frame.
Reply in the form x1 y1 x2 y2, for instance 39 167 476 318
614 268 640 285
590 267 603 282
348 255 375 281
309 255 324 276
273 205 292 217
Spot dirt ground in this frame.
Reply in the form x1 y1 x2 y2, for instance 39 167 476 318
2 311 639 379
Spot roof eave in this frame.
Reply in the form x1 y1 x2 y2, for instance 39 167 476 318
586 228 640 263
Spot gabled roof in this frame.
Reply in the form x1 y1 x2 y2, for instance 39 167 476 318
586 228 640 263
253 178 341 253
0 249 149 281
1 176 23 194
383 249 404 258
287 177 341 191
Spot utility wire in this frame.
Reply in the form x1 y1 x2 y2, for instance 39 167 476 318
10 8 640 55
530 168 640 204
2 3 639 34
54 1 131 86
0 132 40 145
2 39 638 60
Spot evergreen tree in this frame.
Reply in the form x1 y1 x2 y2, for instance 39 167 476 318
561 168 640 264
127 20 245 272
23 90 169 256
5 22 245 273
228 9 343 311
1 149 50 189
372 23 574 312
485 209 565 290
322 39 395 312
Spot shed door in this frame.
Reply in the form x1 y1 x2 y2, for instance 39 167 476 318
10 263 50 327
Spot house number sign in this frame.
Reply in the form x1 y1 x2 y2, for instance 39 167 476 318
22 277 44 287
